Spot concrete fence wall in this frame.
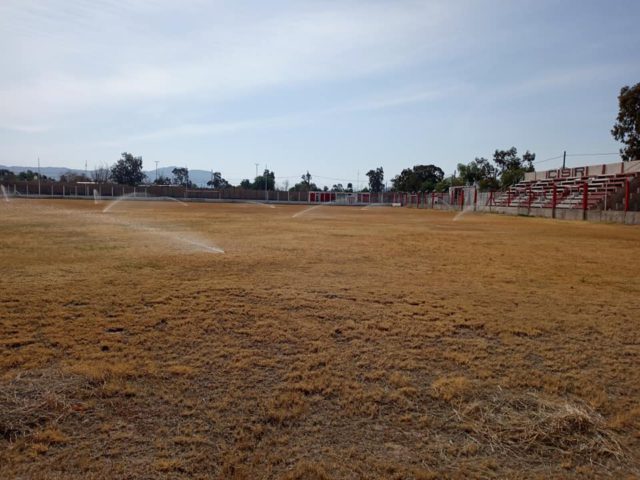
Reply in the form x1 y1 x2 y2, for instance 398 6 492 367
4 180 640 225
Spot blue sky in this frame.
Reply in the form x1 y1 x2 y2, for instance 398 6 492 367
1 0 639 188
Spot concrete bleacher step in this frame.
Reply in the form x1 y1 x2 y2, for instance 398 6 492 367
491 170 637 209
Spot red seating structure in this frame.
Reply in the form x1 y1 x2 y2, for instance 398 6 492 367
492 172 640 211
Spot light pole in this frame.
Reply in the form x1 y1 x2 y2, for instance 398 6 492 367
155 161 159 181
37 157 41 196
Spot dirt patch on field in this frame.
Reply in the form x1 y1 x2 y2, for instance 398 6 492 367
1 199 639 478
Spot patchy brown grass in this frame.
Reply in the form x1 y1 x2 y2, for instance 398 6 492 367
1 198 640 478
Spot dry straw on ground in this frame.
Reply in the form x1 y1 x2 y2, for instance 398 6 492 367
1 198 639 478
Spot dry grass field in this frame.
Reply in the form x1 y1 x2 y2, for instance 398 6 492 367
1 198 640 479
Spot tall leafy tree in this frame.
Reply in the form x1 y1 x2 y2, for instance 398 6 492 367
492 147 535 188
110 152 145 186
59 172 90 183
290 171 318 192
207 171 230 189
289 171 317 192
391 164 444 192
153 175 172 185
301 171 312 190
172 167 190 187
611 83 640 161
16 169 49 181
253 169 275 190
0 169 15 180
366 167 384 193
457 157 499 191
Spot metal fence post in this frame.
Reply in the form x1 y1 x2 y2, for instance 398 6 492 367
625 178 630 212
582 181 588 220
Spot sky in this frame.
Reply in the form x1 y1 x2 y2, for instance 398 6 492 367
1 0 639 189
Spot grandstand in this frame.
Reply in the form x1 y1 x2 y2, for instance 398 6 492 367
395 159 640 224
490 160 640 213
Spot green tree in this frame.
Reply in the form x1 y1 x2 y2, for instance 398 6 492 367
434 177 451 193
366 167 384 193
253 169 275 190
153 175 172 185
207 172 230 189
301 171 312 190
0 169 15 180
110 152 145 186
59 172 91 183
17 170 49 181
289 171 317 192
172 167 190 187
391 164 444 192
457 157 499 191
332 183 344 192
240 179 252 189
492 148 535 188
611 83 640 161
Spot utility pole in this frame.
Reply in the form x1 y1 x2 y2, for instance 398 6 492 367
264 165 268 201
37 157 41 196
562 151 566 169
155 160 159 181
255 163 259 180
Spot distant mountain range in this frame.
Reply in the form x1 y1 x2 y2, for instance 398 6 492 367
0 165 218 187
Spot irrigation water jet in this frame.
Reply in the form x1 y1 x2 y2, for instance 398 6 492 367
159 196 189 206
243 200 275 209
292 205 322 218
1 185 9 202
102 193 146 213
452 205 476 222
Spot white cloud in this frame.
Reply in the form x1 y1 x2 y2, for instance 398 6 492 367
0 1 468 129
105 84 457 143
0 123 51 134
